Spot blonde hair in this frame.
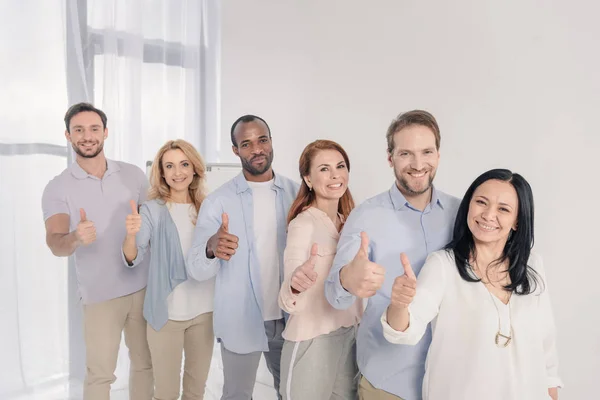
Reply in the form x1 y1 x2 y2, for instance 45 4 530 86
148 139 207 223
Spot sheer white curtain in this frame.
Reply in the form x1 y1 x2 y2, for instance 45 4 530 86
0 0 70 398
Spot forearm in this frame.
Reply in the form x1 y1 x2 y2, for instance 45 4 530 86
386 305 410 332
46 231 80 257
122 235 138 264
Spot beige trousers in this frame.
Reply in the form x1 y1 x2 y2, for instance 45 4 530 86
358 376 404 400
82 288 154 400
147 312 214 400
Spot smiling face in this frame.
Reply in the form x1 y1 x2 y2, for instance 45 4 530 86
303 149 349 202
161 148 194 194
467 179 519 246
388 124 440 200
65 111 107 159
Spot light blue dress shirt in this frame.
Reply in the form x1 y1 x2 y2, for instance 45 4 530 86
186 172 299 354
325 183 460 400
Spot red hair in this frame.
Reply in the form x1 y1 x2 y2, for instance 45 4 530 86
287 140 355 225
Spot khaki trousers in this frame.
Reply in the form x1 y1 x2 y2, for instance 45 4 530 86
358 376 404 400
83 288 153 400
147 312 214 400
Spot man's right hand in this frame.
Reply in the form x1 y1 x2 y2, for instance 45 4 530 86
75 208 96 246
339 232 385 298
206 213 239 261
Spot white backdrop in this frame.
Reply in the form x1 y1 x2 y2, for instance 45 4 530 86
219 1 600 399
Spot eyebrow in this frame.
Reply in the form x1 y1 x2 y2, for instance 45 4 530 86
72 124 102 129
317 161 346 168
476 195 514 208
240 135 269 144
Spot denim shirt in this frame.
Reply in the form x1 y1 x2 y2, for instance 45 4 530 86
325 184 460 400
186 172 299 354
122 199 188 331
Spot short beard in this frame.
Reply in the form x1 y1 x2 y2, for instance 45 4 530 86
396 170 435 196
242 152 274 176
72 142 104 159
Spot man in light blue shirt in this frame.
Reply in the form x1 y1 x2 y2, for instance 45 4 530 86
325 110 460 400
187 115 299 400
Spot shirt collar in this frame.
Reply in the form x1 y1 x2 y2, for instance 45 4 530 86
235 170 283 194
69 158 120 180
389 182 444 211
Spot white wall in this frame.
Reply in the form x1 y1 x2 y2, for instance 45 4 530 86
220 1 600 398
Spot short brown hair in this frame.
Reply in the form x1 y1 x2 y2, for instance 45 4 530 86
64 102 108 133
386 110 440 154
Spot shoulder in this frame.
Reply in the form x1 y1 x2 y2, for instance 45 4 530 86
114 160 146 180
289 209 316 229
43 169 71 197
276 174 300 193
437 190 461 211
345 190 392 223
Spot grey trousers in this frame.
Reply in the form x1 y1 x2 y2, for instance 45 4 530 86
220 318 285 400
280 326 359 400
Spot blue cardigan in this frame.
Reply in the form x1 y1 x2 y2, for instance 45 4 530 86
122 199 189 331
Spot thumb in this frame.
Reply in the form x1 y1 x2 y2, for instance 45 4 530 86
130 200 139 215
401 253 416 280
356 231 369 259
221 213 229 232
308 243 318 267
79 208 87 222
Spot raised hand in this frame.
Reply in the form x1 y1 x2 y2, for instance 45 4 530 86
125 200 141 237
339 232 385 298
390 253 417 309
75 208 96 246
206 213 239 261
290 243 319 293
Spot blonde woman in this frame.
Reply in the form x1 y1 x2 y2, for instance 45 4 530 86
122 139 215 400
279 140 363 400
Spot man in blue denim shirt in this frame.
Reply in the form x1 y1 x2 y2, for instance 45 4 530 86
187 115 299 400
325 110 460 400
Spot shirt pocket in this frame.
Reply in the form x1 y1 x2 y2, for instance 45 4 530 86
315 243 337 276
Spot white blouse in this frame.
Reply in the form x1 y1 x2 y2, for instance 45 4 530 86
381 249 562 400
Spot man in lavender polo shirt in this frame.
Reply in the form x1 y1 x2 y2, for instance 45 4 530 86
42 103 153 400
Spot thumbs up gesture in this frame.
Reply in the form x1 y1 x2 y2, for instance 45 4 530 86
207 213 239 261
75 208 96 246
125 200 142 237
339 232 386 298
390 253 417 309
290 243 319 293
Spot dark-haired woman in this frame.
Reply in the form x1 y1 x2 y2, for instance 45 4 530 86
382 169 562 400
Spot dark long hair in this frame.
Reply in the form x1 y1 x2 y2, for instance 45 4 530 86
445 169 541 295
287 140 355 225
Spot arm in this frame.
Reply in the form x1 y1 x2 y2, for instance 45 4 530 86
534 255 563 394
325 210 363 310
45 214 80 257
42 181 95 257
121 203 152 267
186 197 223 281
382 252 446 345
278 218 316 314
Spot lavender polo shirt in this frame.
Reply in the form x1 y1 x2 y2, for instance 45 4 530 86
42 159 150 305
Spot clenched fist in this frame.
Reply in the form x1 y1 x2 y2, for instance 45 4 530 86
339 232 385 298
125 200 141 236
390 253 417 309
75 208 96 246
290 243 319 293
206 213 239 261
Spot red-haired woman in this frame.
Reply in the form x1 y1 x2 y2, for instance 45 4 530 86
278 140 363 400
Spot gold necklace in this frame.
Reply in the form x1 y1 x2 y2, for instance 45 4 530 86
471 261 513 348
486 288 513 348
